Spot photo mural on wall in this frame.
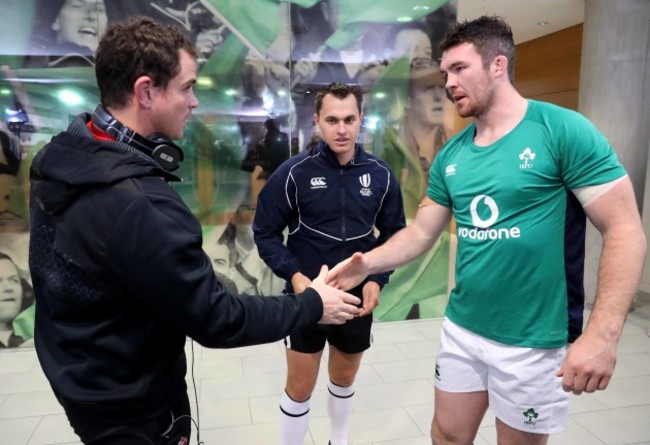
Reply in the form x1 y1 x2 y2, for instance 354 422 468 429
0 0 457 347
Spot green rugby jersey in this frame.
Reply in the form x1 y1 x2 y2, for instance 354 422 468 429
428 100 625 348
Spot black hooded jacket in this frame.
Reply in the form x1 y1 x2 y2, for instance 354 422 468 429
28 114 323 422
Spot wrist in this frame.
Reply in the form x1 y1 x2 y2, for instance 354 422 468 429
291 272 310 292
582 319 623 344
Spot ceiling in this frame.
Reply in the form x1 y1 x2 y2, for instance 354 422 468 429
456 0 586 43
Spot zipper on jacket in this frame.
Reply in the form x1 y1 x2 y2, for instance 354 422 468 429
340 169 346 241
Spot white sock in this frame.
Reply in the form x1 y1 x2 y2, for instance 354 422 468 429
279 390 310 445
327 381 355 445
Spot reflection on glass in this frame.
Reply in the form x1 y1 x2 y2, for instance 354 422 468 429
0 0 459 334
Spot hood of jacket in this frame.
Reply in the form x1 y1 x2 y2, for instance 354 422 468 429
31 113 179 216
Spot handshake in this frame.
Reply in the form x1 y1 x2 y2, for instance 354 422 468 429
302 253 371 325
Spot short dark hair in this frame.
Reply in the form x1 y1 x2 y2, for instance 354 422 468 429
440 16 515 83
314 82 363 115
95 16 197 108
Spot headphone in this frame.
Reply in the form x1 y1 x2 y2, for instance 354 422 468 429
91 105 184 171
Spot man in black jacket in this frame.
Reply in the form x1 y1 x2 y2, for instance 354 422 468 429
253 82 406 445
28 16 360 445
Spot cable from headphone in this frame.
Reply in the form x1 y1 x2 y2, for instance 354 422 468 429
157 340 205 444
91 105 184 171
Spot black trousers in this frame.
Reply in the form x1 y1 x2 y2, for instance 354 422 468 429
57 393 192 445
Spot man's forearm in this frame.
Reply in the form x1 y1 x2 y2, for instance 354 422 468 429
586 225 647 341
365 202 451 275
364 225 433 274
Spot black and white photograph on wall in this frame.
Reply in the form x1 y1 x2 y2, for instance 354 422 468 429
23 0 108 69
0 246 34 348
22 0 230 70
145 0 231 68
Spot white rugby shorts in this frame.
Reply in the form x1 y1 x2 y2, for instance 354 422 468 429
434 317 569 434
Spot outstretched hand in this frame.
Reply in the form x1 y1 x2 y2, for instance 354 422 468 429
326 252 368 291
309 265 360 324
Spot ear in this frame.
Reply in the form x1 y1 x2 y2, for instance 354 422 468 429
51 18 61 32
493 55 508 79
134 76 154 108
313 112 319 128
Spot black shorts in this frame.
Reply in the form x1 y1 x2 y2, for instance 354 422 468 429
285 312 373 354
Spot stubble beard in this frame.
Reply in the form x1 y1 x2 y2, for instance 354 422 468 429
458 78 496 120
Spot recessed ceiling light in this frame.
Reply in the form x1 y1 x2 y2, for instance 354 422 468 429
397 16 413 22
414 5 430 11
537 21 549 26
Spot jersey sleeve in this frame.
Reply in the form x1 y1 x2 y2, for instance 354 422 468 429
551 107 626 189
426 139 455 208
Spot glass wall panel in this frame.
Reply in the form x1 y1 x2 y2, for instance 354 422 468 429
0 0 457 348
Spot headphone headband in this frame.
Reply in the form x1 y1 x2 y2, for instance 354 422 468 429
91 105 184 171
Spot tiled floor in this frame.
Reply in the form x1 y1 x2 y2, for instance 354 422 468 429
1 296 650 445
